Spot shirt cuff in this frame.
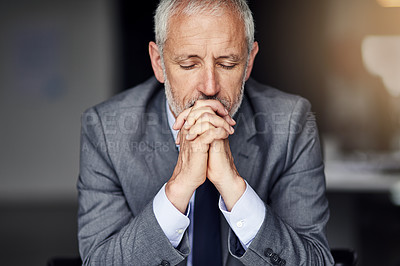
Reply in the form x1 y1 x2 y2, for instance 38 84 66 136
219 180 266 249
153 183 191 248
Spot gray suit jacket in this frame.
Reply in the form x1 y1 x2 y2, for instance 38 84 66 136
77 77 334 265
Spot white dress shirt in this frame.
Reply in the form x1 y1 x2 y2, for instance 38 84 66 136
153 101 266 265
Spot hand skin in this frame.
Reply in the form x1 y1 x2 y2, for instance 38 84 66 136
165 100 246 213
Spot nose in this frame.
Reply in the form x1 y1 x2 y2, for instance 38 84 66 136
198 66 220 96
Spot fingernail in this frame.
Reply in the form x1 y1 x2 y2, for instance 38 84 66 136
224 108 228 115
230 126 234 133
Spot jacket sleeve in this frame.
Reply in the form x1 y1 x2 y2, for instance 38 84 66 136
228 98 334 265
77 107 190 265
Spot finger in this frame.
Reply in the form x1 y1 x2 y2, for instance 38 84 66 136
197 113 234 133
176 126 190 145
173 99 234 130
186 113 234 140
191 99 229 118
222 114 236 126
188 103 235 127
186 122 215 141
173 107 192 130
176 129 181 145
195 127 230 145
184 106 217 129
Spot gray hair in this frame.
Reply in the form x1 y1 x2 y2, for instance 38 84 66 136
154 0 255 54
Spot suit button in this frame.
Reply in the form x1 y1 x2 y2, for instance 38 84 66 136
279 259 286 266
160 260 170 266
271 253 280 264
264 248 273 257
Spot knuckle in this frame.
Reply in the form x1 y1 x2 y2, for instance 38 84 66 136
200 112 213 121
216 127 224 133
216 127 228 137
190 124 201 135
204 105 214 112
200 122 211 131
192 101 202 108
187 128 194 135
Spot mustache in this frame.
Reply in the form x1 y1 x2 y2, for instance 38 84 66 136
186 94 230 110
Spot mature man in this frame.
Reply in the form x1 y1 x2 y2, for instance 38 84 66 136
77 0 334 265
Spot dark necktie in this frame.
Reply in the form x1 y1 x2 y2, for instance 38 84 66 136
193 178 222 266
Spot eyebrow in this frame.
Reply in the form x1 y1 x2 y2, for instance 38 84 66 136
173 54 243 62
173 54 199 61
217 54 242 62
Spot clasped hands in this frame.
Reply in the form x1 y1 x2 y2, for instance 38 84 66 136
165 100 246 214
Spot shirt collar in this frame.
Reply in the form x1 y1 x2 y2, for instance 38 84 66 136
166 100 179 142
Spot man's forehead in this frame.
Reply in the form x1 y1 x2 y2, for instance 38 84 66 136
172 53 244 62
165 12 246 54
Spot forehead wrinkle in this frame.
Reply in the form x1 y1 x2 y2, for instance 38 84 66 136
169 38 244 53
167 10 244 42
169 28 235 45
165 11 247 61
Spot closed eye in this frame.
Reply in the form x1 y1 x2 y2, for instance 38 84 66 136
219 63 237 70
180 64 196 70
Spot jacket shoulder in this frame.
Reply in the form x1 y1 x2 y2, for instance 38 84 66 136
85 77 162 115
245 78 311 115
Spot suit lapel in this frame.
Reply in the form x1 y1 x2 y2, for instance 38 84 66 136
229 93 260 184
220 213 230 266
141 89 179 186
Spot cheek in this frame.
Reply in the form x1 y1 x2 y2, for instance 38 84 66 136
218 70 245 96
219 64 246 81
167 69 199 100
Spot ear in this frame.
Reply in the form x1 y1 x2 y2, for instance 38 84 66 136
149 41 165 83
244 41 259 81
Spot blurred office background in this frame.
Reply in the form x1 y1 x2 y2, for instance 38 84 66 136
1 0 399 265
